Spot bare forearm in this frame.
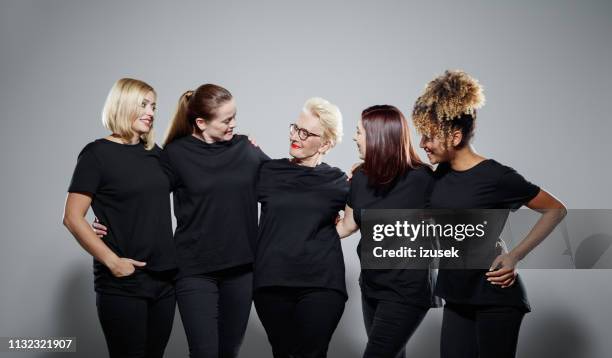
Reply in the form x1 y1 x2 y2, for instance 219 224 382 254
63 214 119 268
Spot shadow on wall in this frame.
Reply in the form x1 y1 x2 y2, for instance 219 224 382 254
574 234 612 269
518 307 592 358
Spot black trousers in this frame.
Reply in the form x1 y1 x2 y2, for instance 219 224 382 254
361 294 428 358
96 271 176 358
175 265 253 358
440 302 525 358
254 286 346 358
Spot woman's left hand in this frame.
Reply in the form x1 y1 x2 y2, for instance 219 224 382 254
485 253 519 288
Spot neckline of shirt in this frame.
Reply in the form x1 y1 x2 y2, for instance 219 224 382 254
283 158 328 171
448 158 493 174
187 134 239 147
99 138 143 148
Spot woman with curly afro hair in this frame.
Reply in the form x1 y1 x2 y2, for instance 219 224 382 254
412 70 567 358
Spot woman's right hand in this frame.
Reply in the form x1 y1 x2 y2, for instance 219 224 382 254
92 217 108 237
107 257 147 278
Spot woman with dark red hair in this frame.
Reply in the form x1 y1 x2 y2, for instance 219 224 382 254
336 105 435 358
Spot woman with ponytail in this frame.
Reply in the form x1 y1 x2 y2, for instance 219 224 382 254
162 84 268 358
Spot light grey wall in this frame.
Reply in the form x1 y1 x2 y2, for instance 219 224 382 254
1 0 611 357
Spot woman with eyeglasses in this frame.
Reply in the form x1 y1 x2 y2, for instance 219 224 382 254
63 78 177 358
253 97 348 358
335 105 435 358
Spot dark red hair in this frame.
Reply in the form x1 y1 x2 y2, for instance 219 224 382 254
360 105 427 189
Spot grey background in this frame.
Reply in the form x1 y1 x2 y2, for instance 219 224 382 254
1 0 611 357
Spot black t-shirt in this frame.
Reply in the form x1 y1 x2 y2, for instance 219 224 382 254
161 134 269 276
254 159 349 298
349 166 435 307
68 139 177 295
429 159 540 311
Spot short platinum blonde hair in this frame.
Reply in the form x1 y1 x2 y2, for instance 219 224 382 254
102 78 156 150
303 97 343 147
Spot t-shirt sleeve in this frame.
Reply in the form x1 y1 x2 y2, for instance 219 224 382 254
238 134 270 163
160 148 180 191
496 167 541 210
256 161 271 201
347 169 364 208
255 146 271 162
347 178 355 208
337 172 350 208
68 146 102 194
420 167 436 209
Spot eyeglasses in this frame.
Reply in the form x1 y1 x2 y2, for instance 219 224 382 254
289 123 322 141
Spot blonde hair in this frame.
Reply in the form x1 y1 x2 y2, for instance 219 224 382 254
412 70 485 147
303 97 343 147
102 78 156 150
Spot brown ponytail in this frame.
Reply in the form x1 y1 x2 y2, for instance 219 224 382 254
163 84 233 146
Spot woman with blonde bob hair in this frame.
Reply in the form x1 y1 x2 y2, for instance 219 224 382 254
253 97 349 358
101 78 157 150
63 78 177 358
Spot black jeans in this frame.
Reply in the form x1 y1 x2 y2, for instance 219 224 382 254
175 265 253 358
440 302 525 358
96 271 176 358
361 294 428 358
254 286 346 358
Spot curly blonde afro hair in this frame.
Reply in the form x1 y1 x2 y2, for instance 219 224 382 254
412 70 485 146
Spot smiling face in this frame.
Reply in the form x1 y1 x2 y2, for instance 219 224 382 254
289 110 328 161
419 132 451 165
353 119 366 160
131 91 156 136
196 98 237 142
